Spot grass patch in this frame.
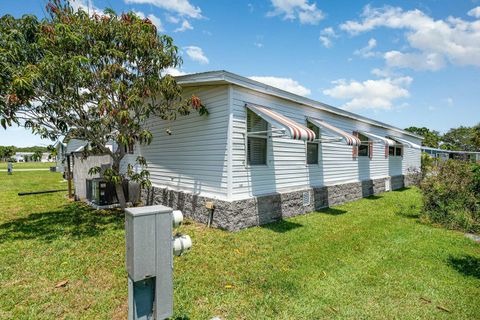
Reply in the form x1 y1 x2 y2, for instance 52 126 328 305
0 162 55 169
0 171 479 319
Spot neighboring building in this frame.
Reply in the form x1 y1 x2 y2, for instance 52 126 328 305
422 146 480 162
14 152 51 162
139 71 423 231
14 153 27 162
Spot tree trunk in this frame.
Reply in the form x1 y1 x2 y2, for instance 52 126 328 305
115 182 127 209
112 149 127 209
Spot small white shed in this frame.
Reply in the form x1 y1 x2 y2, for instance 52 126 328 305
64 138 140 203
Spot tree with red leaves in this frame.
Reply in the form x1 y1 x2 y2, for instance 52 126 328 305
0 0 207 208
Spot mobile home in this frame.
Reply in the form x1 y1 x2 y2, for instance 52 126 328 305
14 152 51 162
140 71 422 231
422 146 480 162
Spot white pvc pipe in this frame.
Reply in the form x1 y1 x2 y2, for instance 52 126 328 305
172 210 183 228
172 235 192 256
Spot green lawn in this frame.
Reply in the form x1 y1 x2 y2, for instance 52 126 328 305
0 162 55 169
0 171 479 319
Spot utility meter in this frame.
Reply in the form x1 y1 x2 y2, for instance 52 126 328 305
125 205 192 320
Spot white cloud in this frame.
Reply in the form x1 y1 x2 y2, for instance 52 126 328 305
319 36 332 48
134 11 164 31
124 0 202 19
354 38 378 58
340 5 433 34
166 15 180 23
446 97 454 106
371 68 392 77
184 46 209 64
384 51 445 71
69 0 101 14
267 0 325 25
321 26 336 37
319 27 338 48
147 14 163 31
249 76 311 96
468 6 480 18
162 67 188 76
340 5 480 70
323 76 412 111
254 42 264 48
174 20 193 32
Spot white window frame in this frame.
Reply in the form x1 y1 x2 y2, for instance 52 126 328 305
357 132 370 157
245 110 269 167
389 145 403 157
305 121 320 166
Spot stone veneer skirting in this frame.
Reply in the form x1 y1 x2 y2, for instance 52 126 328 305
142 175 415 232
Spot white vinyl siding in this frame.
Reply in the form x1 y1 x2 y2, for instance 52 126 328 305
139 85 230 200
134 82 421 202
230 85 422 201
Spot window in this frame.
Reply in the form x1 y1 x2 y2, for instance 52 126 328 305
389 145 403 157
247 109 268 165
306 121 319 165
358 133 370 157
389 146 395 156
395 146 403 157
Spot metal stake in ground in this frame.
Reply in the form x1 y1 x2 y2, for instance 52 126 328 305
7 162 12 175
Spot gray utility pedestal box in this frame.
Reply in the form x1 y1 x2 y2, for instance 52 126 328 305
125 205 174 320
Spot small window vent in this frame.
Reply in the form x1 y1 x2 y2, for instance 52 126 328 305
303 191 310 206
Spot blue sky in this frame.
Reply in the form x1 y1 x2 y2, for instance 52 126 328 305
1 0 479 147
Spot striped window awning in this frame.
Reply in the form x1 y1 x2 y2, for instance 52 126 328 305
246 104 316 142
389 136 421 149
359 131 396 146
307 117 361 146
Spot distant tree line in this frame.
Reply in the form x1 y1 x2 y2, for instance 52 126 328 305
405 123 480 151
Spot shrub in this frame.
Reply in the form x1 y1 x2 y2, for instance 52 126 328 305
406 166 422 186
420 160 480 233
421 152 434 175
471 163 480 195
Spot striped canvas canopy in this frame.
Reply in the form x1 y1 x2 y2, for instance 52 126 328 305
359 131 396 146
246 104 316 142
307 117 361 146
389 136 421 149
